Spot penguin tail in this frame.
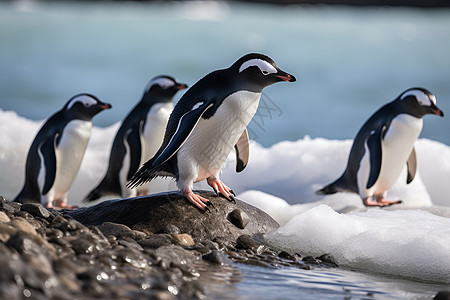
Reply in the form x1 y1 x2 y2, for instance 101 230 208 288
315 183 339 195
127 159 161 189
83 188 103 203
316 176 354 196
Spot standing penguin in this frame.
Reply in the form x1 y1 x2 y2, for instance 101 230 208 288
128 53 296 211
84 76 187 201
317 88 444 207
14 94 112 208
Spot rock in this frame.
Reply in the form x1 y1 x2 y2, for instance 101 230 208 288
139 234 173 249
278 251 297 261
6 232 41 254
202 250 232 265
0 196 21 216
69 238 97 255
227 209 250 229
21 203 51 219
434 291 450 300
10 217 38 236
118 238 144 251
66 191 279 243
96 222 135 239
236 234 261 250
317 254 338 267
162 224 181 234
303 256 321 265
171 233 195 247
0 211 10 223
0 223 18 243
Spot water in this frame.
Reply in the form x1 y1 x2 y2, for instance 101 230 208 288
198 261 448 299
1 1 450 299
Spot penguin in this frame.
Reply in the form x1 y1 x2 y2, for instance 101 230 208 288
128 53 296 211
84 76 187 201
14 94 112 208
316 88 444 207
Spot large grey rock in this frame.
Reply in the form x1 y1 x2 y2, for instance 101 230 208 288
66 191 279 243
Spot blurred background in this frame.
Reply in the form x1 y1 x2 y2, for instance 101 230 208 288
1 0 449 147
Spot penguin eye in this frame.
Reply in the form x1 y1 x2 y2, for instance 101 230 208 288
262 70 269 75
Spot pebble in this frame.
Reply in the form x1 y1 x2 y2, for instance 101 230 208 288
236 234 261 250
0 211 11 223
171 233 195 247
163 224 181 234
97 222 135 239
21 203 51 219
10 217 37 236
227 209 250 229
139 234 173 249
278 251 297 261
202 250 232 265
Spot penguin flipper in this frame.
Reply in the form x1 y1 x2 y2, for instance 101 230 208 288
153 102 214 166
406 147 417 184
366 126 384 189
41 137 58 195
126 125 143 181
234 128 249 173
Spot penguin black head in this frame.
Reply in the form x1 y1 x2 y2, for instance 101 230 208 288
231 53 296 89
64 93 112 121
398 87 444 118
142 75 188 103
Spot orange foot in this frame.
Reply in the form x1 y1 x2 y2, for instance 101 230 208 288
182 189 212 212
363 197 402 207
207 177 236 203
51 200 78 209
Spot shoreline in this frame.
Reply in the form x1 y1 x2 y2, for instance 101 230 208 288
0 193 338 299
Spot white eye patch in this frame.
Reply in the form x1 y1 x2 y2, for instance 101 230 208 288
401 89 436 106
239 58 277 75
67 95 98 110
145 77 176 92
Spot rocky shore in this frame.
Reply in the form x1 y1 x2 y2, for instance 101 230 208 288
0 192 340 299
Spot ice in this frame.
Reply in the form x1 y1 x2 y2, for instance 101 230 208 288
264 205 450 283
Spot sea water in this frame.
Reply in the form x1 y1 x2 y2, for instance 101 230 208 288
1 1 450 298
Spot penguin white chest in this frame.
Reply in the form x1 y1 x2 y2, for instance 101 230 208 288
178 91 261 182
142 102 173 161
52 120 91 197
359 114 423 197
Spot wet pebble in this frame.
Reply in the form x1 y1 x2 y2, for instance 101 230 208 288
171 233 195 247
162 224 181 234
21 203 51 219
236 234 261 250
202 250 232 265
97 222 135 239
139 234 174 249
0 211 11 223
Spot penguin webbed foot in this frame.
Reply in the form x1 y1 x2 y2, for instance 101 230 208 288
363 197 403 207
182 189 212 212
207 177 236 203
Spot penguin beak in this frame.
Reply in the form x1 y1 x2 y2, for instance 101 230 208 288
432 106 444 117
176 83 188 90
275 70 296 82
100 103 112 110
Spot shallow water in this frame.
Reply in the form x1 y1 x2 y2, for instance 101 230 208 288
198 261 448 299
